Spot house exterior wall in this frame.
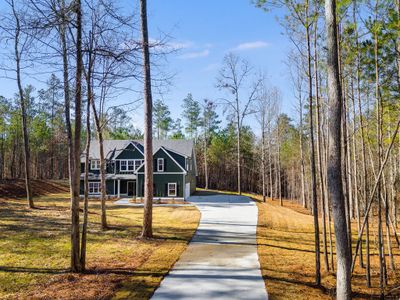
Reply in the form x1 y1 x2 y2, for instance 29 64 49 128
137 173 184 198
153 149 183 173
166 149 185 169
115 143 143 159
79 179 115 195
79 141 197 199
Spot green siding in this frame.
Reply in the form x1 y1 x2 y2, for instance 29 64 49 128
153 148 183 172
106 180 115 195
137 148 184 173
166 149 185 169
119 180 127 194
137 174 184 198
115 143 144 159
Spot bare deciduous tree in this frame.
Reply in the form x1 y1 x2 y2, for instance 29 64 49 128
216 53 262 195
1 0 34 208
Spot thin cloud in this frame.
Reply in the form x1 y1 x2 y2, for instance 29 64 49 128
167 41 194 50
202 63 219 72
232 41 269 51
180 49 210 59
146 39 194 51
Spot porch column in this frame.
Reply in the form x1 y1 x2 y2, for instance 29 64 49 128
117 179 120 198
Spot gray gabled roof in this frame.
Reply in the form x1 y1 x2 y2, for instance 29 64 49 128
81 139 194 161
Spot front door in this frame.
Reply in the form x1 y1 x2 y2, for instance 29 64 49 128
127 181 136 196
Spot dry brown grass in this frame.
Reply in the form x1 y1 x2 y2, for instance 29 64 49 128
255 196 400 299
0 182 200 300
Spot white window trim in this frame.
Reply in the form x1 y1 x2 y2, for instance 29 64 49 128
168 182 177 197
120 160 127 171
89 182 101 194
90 160 100 170
119 159 144 172
157 158 164 172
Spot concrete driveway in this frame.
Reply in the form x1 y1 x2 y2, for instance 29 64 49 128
151 193 268 300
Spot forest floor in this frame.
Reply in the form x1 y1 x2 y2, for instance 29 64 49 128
228 191 400 299
0 180 200 300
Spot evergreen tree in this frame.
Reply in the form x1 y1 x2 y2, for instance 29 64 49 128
182 93 201 140
153 99 172 139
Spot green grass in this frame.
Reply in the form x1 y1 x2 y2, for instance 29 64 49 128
0 193 200 299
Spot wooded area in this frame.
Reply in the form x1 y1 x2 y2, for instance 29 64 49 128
0 0 400 298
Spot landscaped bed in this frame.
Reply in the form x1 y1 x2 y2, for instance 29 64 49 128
0 180 200 299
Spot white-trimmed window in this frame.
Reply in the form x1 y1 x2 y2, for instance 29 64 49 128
90 160 100 170
157 158 164 172
168 183 177 197
127 160 134 171
89 182 101 194
134 160 143 170
120 160 127 171
120 159 144 172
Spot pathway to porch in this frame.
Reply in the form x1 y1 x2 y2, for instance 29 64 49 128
151 193 268 300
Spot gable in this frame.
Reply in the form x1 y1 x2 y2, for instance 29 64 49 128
136 148 185 173
165 149 185 169
115 143 144 160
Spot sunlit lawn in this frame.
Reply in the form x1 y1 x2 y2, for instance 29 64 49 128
255 195 400 299
0 192 200 299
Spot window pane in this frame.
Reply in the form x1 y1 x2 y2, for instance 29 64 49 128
158 158 164 171
134 160 141 170
168 183 176 196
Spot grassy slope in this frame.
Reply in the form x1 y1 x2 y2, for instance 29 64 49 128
0 182 200 300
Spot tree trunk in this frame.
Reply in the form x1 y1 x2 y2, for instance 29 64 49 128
354 1 370 283
262 122 266 202
140 0 154 239
299 98 306 208
342 81 352 256
277 139 282 205
269 136 273 199
237 111 241 195
325 0 351 297
313 23 329 272
11 0 33 208
70 0 83 272
374 27 386 296
91 101 108 230
305 0 320 284
351 76 363 268
204 137 209 190
80 54 92 270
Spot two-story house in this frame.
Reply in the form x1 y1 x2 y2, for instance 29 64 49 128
80 139 197 200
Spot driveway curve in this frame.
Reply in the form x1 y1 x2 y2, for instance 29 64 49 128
151 193 268 300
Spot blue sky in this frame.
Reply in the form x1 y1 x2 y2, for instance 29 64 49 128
143 0 295 131
0 0 295 133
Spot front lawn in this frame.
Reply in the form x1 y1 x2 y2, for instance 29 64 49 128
0 189 200 299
